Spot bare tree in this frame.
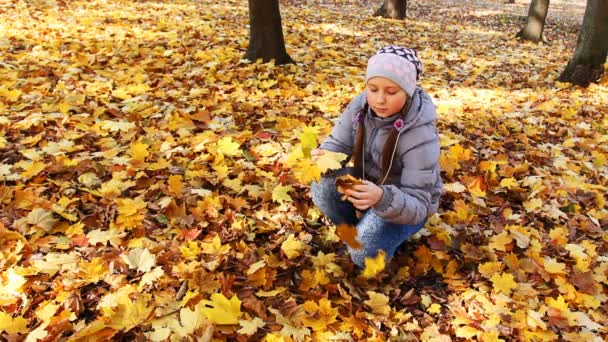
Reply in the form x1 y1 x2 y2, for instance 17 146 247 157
516 0 550 43
374 0 407 20
558 0 608 86
245 0 293 65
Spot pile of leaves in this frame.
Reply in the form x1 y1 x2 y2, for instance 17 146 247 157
0 0 607 340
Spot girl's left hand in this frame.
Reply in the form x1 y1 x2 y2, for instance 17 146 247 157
344 181 384 211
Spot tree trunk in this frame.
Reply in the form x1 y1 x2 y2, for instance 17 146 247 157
516 0 550 43
558 0 608 86
374 0 407 20
245 0 293 65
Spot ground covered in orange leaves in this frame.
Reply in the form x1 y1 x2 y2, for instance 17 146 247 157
0 0 607 340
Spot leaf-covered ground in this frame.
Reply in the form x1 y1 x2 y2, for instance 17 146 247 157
1 0 607 340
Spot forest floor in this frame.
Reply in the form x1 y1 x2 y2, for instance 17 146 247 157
0 0 607 340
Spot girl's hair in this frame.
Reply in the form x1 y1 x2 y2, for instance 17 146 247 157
352 103 403 183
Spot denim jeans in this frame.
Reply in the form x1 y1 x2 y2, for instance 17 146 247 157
310 168 426 267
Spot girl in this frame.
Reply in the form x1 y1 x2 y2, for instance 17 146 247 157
310 46 443 267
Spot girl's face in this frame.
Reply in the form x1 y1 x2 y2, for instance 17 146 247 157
366 77 408 118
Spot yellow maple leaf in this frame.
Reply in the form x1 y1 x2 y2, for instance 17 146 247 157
79 257 108 283
315 151 347 173
467 176 486 198
238 317 266 335
180 240 202 260
543 257 566 274
427 303 442 315
268 307 311 341
361 250 386 279
488 231 512 252
108 294 153 331
0 87 21 102
201 235 230 255
121 248 156 273
178 304 212 336
439 144 473 176
168 175 183 195
0 312 28 334
364 291 391 316
115 197 147 217
499 177 519 189
490 272 518 295
523 198 543 212
216 136 241 157
455 325 479 339
200 293 242 325
272 185 293 204
478 261 503 278
281 234 305 259
20 160 46 180
302 298 338 331
299 126 319 158
129 141 149 163
293 159 321 184
546 295 568 312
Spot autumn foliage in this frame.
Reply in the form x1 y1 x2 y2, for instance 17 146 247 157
0 0 607 341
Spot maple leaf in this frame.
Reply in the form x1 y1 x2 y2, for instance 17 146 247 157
543 257 566 274
200 293 243 325
0 312 28 334
238 317 266 335
335 174 364 200
86 228 125 247
27 208 57 231
316 151 347 173
138 267 164 290
364 291 391 316
488 231 513 252
272 184 293 204
499 177 519 189
299 125 319 158
121 248 156 273
361 250 386 279
490 272 518 295
335 223 362 249
178 303 213 336
466 176 486 198
201 235 231 255
79 257 108 283
129 141 150 163
443 182 466 193
107 294 153 331
215 137 241 157
268 307 310 341
302 298 338 331
281 234 305 259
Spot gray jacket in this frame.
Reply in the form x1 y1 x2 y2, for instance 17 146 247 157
319 87 442 225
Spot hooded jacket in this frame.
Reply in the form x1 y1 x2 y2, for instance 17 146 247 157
319 87 442 225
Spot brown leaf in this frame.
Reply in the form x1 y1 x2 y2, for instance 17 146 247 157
336 223 362 249
571 271 596 294
335 174 364 201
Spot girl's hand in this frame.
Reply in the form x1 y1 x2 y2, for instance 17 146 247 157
344 180 384 210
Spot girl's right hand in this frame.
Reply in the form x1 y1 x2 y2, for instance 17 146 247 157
311 148 325 162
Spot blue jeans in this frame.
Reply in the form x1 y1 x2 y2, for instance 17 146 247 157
310 168 426 267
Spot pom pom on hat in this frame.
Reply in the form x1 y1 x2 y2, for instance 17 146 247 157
365 46 422 97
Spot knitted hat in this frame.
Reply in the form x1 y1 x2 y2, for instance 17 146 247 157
365 46 422 97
